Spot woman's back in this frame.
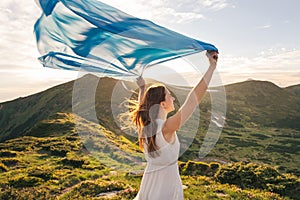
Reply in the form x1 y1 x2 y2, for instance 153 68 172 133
134 119 184 200
144 119 180 172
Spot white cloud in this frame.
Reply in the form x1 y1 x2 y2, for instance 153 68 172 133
0 1 78 102
219 50 300 87
0 0 41 66
283 20 290 24
0 0 298 102
0 64 78 102
100 0 229 24
144 49 300 88
200 0 228 11
256 24 272 29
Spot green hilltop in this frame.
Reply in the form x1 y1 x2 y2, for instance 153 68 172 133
0 75 299 199
1 75 299 140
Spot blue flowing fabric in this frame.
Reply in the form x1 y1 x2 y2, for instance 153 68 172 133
34 0 218 78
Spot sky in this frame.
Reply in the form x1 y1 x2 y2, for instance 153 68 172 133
0 0 299 102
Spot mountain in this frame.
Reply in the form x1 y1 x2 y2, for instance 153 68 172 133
1 75 299 142
223 80 300 130
185 80 300 175
285 84 300 96
0 76 299 199
0 75 120 142
0 80 73 141
0 76 299 174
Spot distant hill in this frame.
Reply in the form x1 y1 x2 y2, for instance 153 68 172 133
0 75 299 140
0 75 121 142
285 84 300 96
0 75 300 183
0 80 74 141
223 80 300 130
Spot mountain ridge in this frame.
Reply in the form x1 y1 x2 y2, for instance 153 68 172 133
1 75 299 104
0 75 299 199
285 83 300 96
0 74 299 142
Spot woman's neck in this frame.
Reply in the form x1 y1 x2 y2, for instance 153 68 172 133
157 108 167 120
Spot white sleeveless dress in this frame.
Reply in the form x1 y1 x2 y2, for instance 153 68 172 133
134 119 184 200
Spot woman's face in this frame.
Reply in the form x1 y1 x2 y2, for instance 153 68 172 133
162 88 175 113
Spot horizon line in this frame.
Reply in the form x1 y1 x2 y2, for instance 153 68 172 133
0 76 299 104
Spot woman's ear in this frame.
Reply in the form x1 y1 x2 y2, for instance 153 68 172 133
160 101 166 109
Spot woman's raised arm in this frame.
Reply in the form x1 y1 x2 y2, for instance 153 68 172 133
163 51 218 135
137 76 146 105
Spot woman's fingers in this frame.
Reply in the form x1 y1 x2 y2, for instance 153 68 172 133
136 76 145 87
207 50 218 60
206 50 218 65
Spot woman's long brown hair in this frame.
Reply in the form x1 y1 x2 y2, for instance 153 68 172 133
132 85 166 158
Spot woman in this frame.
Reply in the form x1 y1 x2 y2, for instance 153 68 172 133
132 51 218 200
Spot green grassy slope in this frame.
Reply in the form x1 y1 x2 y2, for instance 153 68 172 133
0 80 74 141
0 76 299 174
1 112 298 199
189 126 300 176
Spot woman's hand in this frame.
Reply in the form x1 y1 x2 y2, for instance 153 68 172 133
137 76 146 104
206 50 218 68
136 76 145 88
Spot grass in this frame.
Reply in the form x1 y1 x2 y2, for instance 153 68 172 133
0 75 299 199
181 176 284 200
182 126 300 176
0 125 299 199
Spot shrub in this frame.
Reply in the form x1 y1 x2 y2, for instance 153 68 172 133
215 162 300 199
0 150 17 157
117 187 138 199
0 158 19 167
66 136 79 141
208 162 220 176
178 161 186 170
61 157 85 168
61 174 82 188
179 161 221 177
0 186 53 200
49 147 68 157
210 162 220 170
0 162 8 172
61 180 127 199
181 161 210 176
39 140 80 157
28 168 52 181
8 176 43 188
